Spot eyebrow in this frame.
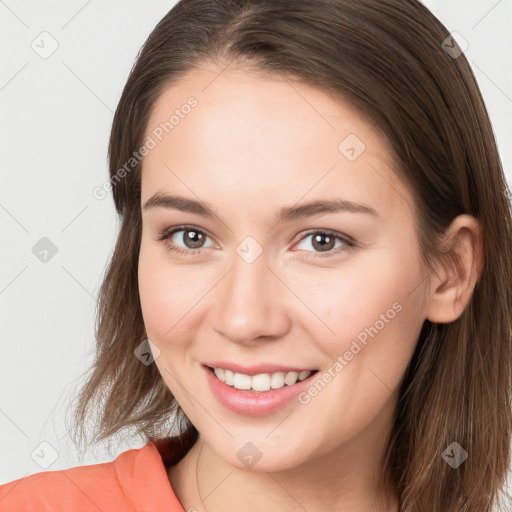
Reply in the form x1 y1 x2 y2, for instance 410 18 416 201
142 193 380 223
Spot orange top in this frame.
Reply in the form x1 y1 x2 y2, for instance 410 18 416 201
0 437 188 511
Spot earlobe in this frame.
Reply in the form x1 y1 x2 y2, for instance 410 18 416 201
425 214 483 324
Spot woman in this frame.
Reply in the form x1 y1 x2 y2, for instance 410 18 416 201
1 0 510 511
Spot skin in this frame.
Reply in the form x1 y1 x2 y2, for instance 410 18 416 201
137 63 483 512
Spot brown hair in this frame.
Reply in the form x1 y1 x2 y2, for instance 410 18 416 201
69 1 512 510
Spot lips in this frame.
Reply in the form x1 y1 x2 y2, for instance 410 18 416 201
203 363 319 416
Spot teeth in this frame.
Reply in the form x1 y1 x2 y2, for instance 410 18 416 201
233 372 252 390
224 369 235 386
270 372 285 389
212 367 313 392
284 371 298 386
252 373 271 392
298 370 311 381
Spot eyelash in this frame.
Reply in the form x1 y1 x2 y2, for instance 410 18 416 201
155 225 356 259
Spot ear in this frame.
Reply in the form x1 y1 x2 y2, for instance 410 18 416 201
425 214 484 324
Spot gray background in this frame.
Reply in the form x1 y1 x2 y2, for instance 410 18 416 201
1 0 511 494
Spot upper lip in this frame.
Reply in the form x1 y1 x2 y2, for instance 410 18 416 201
203 361 317 376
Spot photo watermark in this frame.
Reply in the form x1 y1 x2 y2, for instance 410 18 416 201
298 301 403 405
92 96 198 200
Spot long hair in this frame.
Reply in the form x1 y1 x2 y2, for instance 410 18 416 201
69 1 512 510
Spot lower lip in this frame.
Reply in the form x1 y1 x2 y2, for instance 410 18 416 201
203 365 318 417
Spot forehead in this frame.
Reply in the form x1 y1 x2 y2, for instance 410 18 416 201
141 66 412 221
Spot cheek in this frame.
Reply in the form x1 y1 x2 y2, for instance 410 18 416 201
299 240 426 373
293 254 425 443
137 242 212 348
138 243 182 343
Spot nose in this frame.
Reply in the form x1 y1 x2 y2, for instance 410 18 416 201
212 249 291 345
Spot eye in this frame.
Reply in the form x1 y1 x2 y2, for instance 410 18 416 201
293 229 355 258
155 226 355 259
155 225 216 257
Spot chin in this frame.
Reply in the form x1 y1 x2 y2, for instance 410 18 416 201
208 434 314 473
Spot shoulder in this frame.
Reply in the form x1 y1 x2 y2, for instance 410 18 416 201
0 439 186 512
0 445 139 511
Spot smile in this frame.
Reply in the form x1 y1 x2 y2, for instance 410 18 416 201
203 363 320 416
208 366 317 393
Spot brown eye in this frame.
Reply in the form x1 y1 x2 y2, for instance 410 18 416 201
295 230 354 258
156 225 215 256
311 233 336 252
180 229 206 249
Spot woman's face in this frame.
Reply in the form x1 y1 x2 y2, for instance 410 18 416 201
138 65 429 472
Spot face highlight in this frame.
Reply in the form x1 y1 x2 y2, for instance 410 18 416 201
137 65 429 474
